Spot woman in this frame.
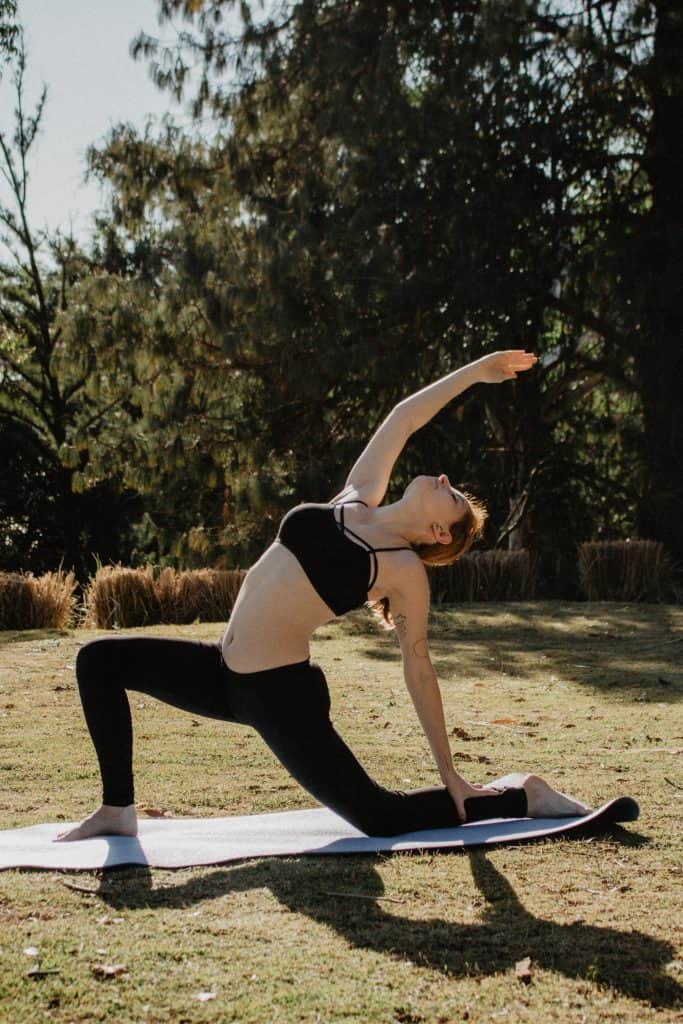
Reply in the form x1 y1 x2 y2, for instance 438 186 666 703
57 350 589 842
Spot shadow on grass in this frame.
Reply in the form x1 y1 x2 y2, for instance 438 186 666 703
96 836 681 1010
360 647 401 663
0 628 71 646
416 603 683 701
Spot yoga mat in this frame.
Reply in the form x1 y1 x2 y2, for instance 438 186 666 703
0 797 638 871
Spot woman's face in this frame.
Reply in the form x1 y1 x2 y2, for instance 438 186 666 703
404 474 469 526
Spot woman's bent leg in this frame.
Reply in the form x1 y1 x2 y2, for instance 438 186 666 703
75 637 236 806
237 662 527 836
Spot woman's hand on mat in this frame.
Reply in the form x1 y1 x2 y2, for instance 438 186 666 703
53 804 138 842
476 350 538 384
446 772 503 823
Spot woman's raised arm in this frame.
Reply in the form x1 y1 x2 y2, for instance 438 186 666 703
333 351 536 507
333 405 415 507
397 350 537 433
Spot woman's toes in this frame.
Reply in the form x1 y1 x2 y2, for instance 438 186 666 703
53 826 82 843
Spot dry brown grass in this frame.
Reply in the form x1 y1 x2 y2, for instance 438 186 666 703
428 549 537 602
578 540 673 602
0 570 77 630
81 564 247 628
156 567 246 625
81 564 160 628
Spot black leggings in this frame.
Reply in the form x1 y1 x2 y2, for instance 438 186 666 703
74 636 527 837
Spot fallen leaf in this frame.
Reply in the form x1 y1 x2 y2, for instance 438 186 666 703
27 966 61 978
458 752 492 765
91 963 128 978
394 1008 424 1024
450 726 484 741
492 718 519 725
515 956 532 983
141 807 174 818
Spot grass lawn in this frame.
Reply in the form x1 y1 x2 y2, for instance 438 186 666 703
0 601 681 1024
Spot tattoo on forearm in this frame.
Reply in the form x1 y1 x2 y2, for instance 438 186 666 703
412 637 429 658
395 614 429 660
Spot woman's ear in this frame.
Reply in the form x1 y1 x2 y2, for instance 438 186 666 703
432 522 452 546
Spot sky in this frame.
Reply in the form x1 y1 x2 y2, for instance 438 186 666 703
1 0 208 242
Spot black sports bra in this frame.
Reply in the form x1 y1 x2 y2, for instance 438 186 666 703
276 497 414 616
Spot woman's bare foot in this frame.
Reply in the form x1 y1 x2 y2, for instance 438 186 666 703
54 804 138 842
490 772 592 818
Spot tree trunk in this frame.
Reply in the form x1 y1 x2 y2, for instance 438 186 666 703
633 1 683 570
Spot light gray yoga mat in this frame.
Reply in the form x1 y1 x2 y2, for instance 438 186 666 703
0 797 638 871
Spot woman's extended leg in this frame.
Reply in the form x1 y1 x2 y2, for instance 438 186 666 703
489 772 591 817
56 636 239 841
233 661 529 836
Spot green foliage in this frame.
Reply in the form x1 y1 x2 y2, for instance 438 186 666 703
78 2 623 572
5 1 681 586
0 37 142 576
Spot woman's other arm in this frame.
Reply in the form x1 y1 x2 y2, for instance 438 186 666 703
389 564 502 820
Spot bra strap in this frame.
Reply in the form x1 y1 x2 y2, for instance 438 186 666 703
335 507 413 591
338 509 374 552
373 546 414 552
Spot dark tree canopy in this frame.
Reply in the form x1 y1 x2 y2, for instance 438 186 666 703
1 1 680 587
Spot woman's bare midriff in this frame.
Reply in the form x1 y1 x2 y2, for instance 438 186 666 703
220 506 416 673
220 541 334 672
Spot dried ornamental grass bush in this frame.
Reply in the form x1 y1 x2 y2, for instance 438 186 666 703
82 565 248 628
155 566 178 623
0 570 77 630
32 570 78 628
427 549 537 603
578 540 674 602
81 565 161 629
0 573 33 630
159 568 247 624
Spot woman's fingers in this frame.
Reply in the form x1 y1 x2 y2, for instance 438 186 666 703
507 353 537 367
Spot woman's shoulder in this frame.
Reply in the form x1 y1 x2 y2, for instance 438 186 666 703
328 483 375 508
382 548 426 595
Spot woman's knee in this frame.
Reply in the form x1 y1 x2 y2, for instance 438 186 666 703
75 638 118 686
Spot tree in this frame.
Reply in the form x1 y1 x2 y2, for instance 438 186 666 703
0 0 18 72
123 0 631 566
59 0 675 584
0 36 140 575
524 1 683 568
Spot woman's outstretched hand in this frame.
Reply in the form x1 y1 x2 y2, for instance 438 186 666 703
445 770 503 823
477 350 538 384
